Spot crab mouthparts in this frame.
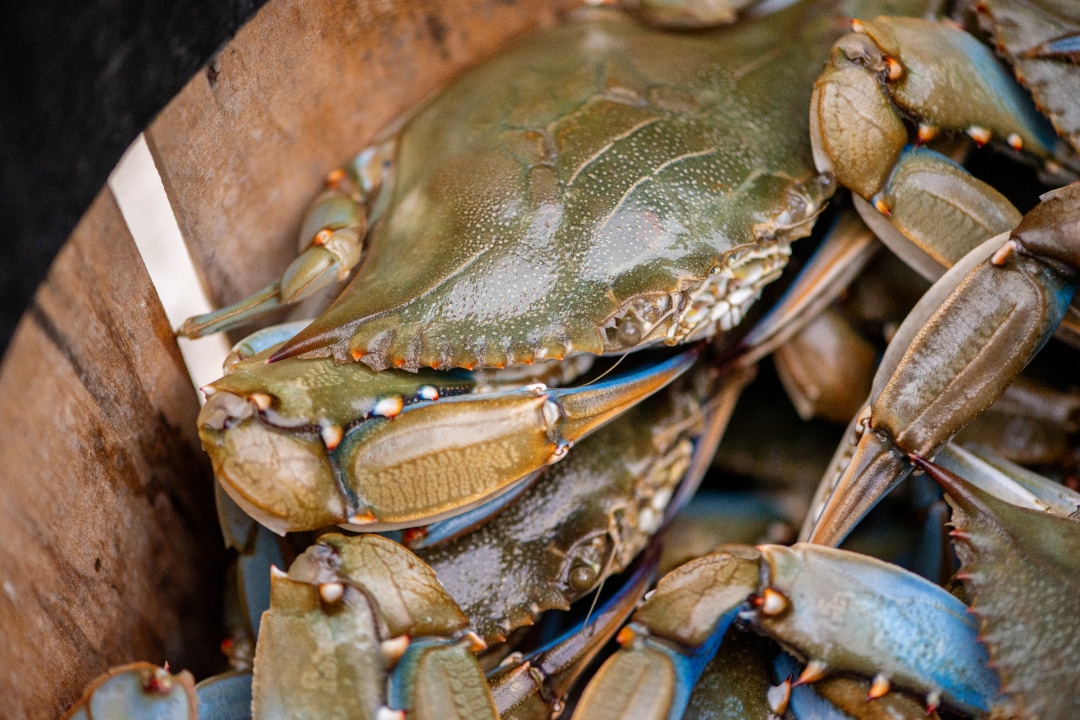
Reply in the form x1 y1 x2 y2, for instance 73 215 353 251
600 242 792 353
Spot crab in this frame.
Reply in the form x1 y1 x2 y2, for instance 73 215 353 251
62 0 1080 717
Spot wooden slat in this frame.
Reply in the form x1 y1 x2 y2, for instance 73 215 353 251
0 188 223 718
147 0 578 314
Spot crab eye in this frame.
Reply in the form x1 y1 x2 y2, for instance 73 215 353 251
568 563 599 592
616 318 643 347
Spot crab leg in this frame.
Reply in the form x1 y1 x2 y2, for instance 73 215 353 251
804 183 1080 545
177 142 394 338
572 543 1001 719
488 545 658 720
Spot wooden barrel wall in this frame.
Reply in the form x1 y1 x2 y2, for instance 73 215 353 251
0 1 576 715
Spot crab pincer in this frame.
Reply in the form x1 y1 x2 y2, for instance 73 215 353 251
804 182 1080 546
200 341 700 535
571 543 1001 720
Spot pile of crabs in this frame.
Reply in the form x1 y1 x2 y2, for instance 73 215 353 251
65 1 1080 718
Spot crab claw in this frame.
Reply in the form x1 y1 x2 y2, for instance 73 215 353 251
62 663 198 720
200 344 700 534
254 534 497 719
572 543 1001 719
804 182 1080 546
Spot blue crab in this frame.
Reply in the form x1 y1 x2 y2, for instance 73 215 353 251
66 0 1080 717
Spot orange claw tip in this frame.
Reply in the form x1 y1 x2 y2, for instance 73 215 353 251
991 239 1018 266
326 168 346 186
373 395 404 418
348 510 379 525
461 630 487 653
380 635 411 664
767 679 792 715
248 392 273 411
321 424 344 451
850 18 866 32
319 582 345 604
793 659 828 686
351 347 366 361
142 667 174 694
402 527 428 546
917 123 938 144
925 690 942 714
313 228 333 246
616 626 637 646
868 673 891 700
885 56 903 81
873 197 892 217
1007 133 1024 151
967 125 992 146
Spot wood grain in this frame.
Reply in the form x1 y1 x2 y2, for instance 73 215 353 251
0 188 223 718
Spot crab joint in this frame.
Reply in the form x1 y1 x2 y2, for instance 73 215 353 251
616 625 638 646
326 168 346 187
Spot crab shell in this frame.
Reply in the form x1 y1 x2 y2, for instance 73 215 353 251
273 6 837 372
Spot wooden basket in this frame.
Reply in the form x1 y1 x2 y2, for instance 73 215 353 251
0 1 575 715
